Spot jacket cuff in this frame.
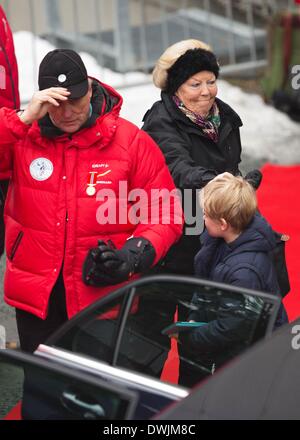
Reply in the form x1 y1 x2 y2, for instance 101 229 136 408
201 170 218 185
0 108 31 140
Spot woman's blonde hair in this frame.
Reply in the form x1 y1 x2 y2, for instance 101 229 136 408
201 174 257 232
153 39 212 90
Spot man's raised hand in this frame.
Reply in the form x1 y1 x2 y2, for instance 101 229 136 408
19 88 70 125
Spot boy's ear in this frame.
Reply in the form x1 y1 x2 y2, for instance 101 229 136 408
220 218 228 231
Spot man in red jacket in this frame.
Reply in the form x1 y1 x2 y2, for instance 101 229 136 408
0 6 20 258
0 49 182 352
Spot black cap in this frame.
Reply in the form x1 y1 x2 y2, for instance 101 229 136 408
38 49 88 99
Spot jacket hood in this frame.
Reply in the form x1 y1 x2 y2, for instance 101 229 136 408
225 213 276 257
196 214 276 279
201 213 276 256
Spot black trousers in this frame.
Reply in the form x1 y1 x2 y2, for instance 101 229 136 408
15 273 68 353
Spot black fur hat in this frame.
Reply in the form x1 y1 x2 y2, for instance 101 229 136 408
166 48 220 95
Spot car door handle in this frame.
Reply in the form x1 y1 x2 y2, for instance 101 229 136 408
61 389 105 419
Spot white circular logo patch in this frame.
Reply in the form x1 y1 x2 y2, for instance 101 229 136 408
30 158 54 181
58 74 67 83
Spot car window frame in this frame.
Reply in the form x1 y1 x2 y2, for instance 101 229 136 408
40 275 281 416
45 275 281 350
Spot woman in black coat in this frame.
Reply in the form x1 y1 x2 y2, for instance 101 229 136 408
142 39 260 386
142 39 244 275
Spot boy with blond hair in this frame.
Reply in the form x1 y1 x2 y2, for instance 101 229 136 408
195 172 278 290
181 173 286 386
200 172 257 245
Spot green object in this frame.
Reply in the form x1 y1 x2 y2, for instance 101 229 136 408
161 321 206 336
261 12 300 100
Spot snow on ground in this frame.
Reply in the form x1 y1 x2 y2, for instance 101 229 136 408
14 31 300 165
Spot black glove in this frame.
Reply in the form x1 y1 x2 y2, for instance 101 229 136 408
245 169 263 190
83 238 155 286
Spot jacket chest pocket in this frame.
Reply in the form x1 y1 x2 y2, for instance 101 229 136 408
8 231 24 261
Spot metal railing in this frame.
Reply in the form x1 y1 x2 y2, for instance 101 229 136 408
1 0 297 80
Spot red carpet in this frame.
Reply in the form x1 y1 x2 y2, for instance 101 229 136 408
3 402 21 420
257 163 300 322
160 336 179 384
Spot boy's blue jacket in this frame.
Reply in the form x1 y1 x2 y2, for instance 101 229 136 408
194 213 279 293
188 214 286 370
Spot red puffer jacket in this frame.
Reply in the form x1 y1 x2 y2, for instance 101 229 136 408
0 81 182 319
0 6 20 109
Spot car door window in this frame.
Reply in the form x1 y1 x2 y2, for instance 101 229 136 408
46 276 280 389
47 289 134 365
0 349 137 420
116 280 280 387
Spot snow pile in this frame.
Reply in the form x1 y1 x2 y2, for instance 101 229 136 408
13 31 150 102
14 31 300 164
217 81 300 164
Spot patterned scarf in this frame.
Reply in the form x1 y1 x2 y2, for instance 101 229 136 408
173 95 221 143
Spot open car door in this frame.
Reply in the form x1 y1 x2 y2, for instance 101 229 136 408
36 275 281 419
